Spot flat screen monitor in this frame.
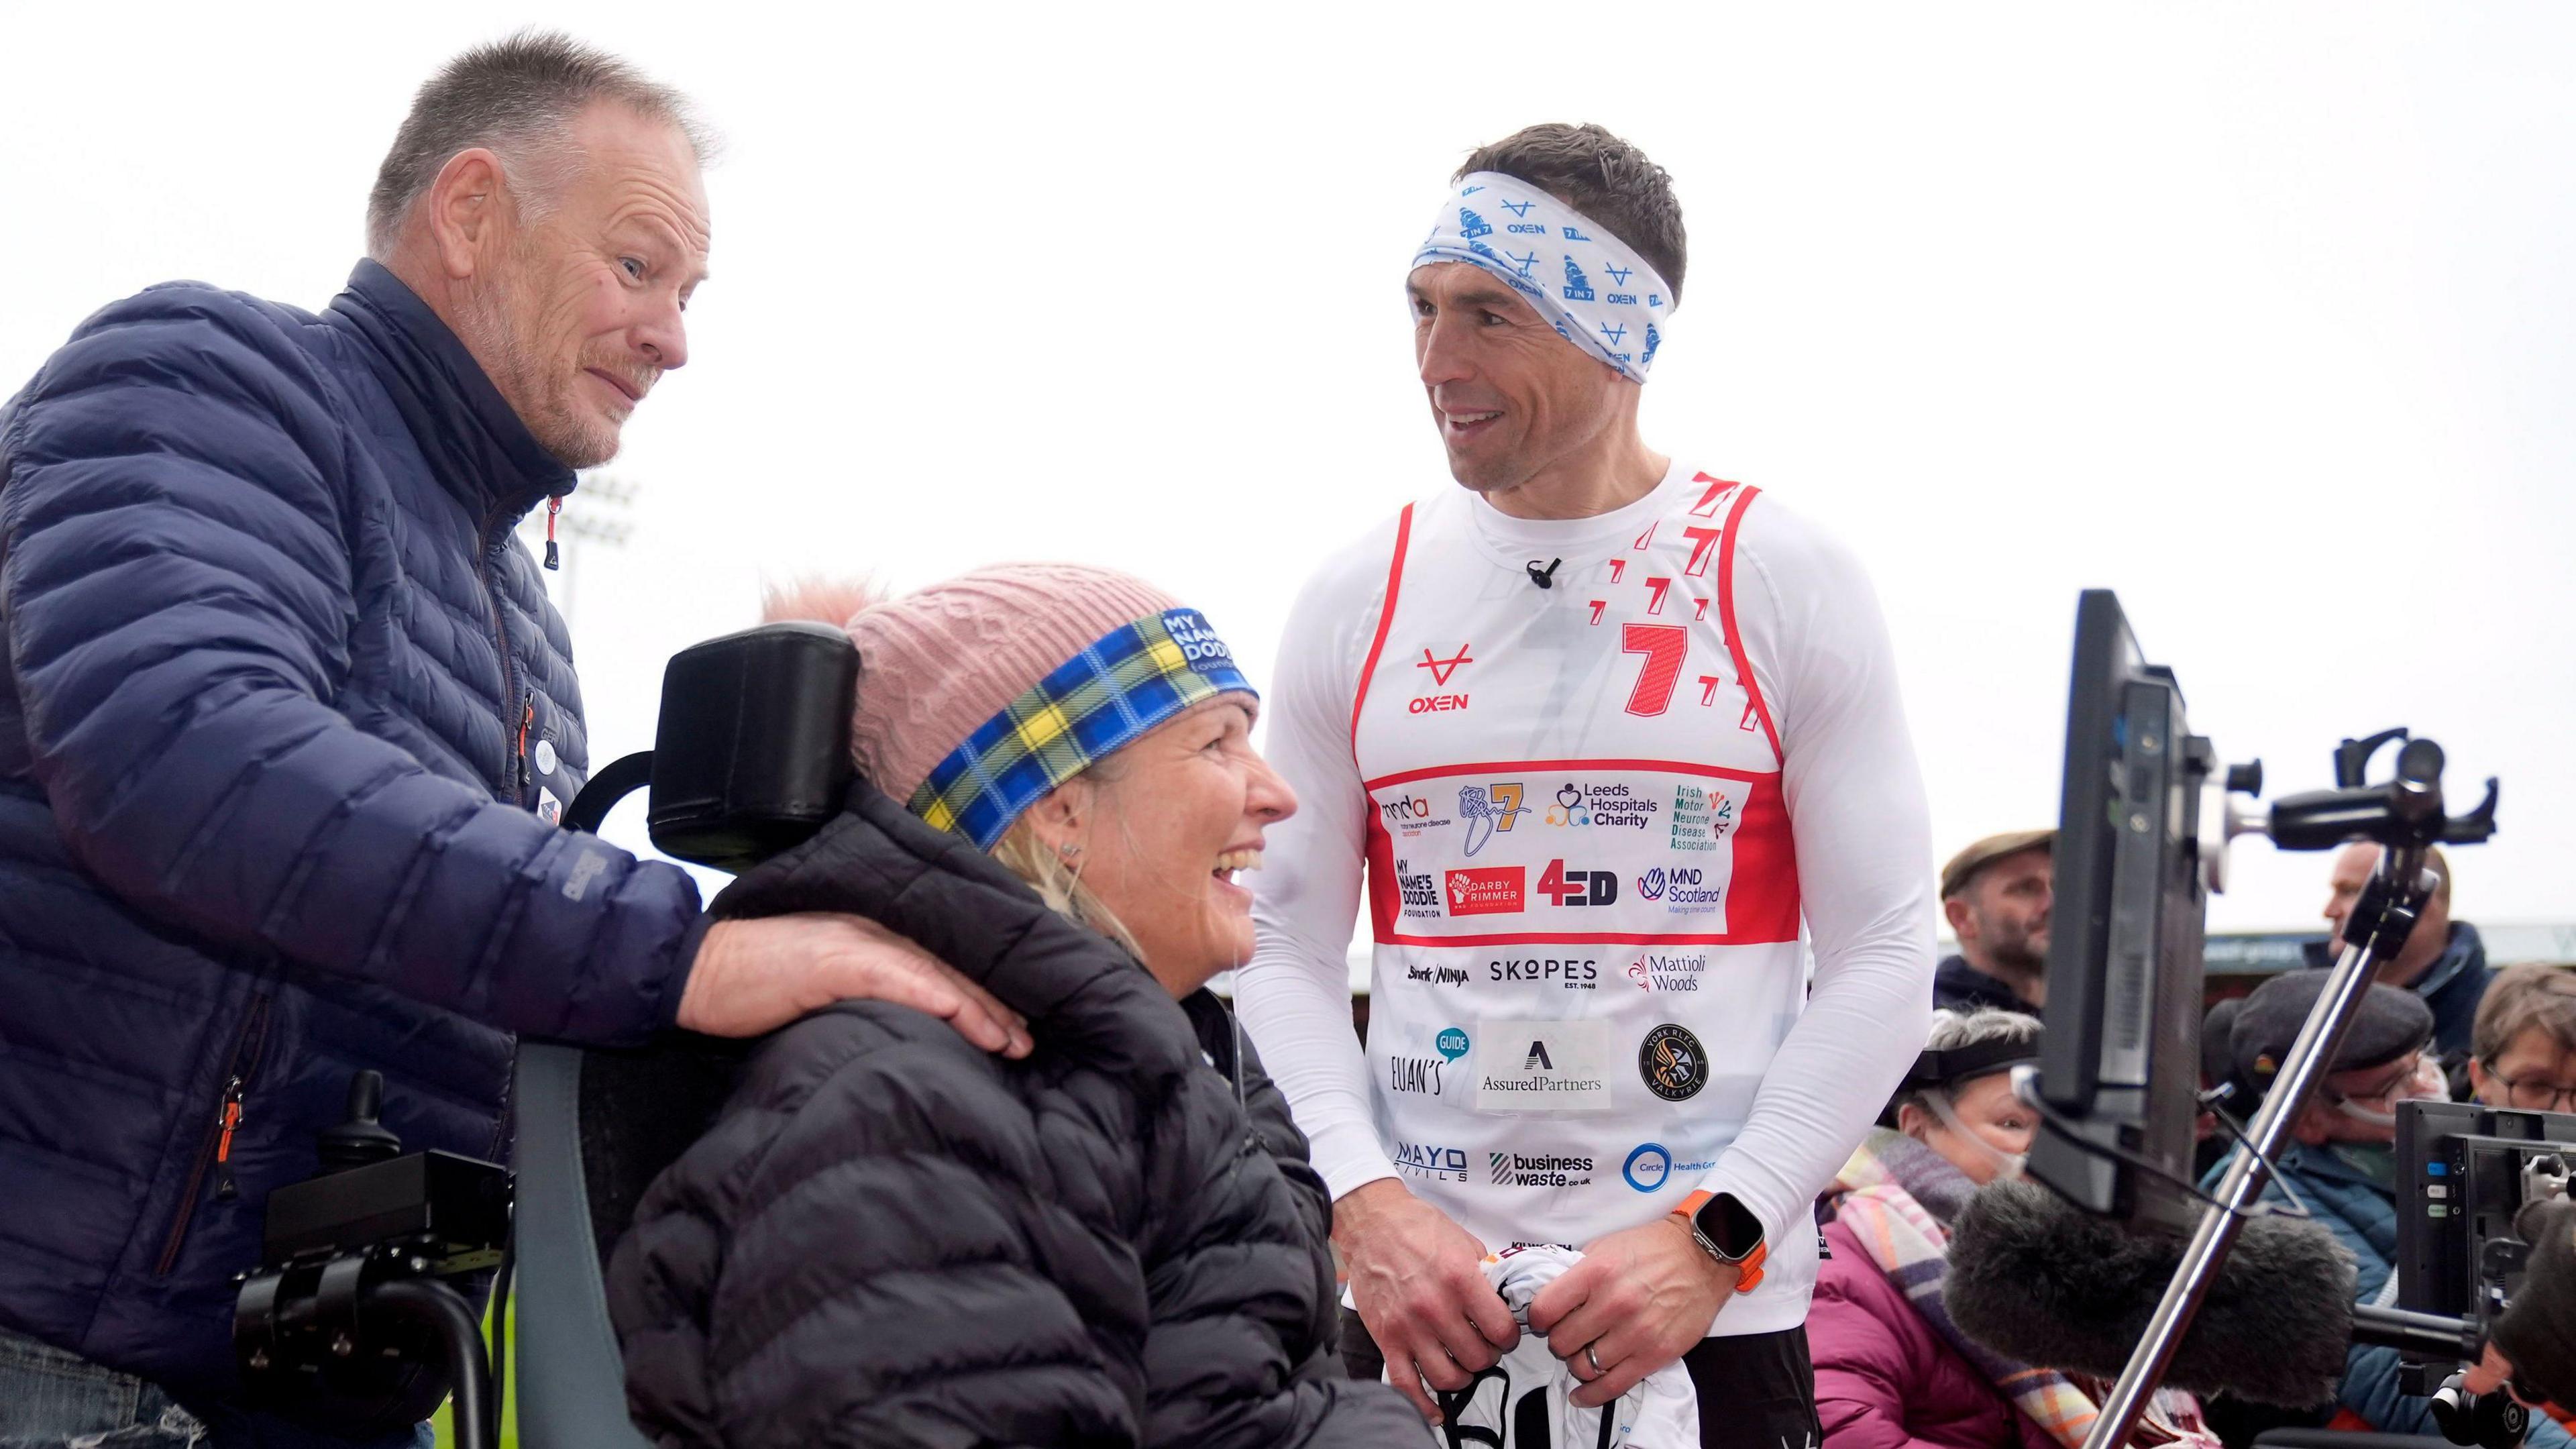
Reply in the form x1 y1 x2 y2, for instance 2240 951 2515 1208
2027 590 2214 1228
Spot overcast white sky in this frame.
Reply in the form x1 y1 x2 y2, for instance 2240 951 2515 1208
7 3 2570 936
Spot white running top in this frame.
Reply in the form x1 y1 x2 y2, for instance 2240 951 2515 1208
1234 462 1937 1336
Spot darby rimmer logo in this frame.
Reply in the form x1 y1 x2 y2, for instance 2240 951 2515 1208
1446 867 1526 916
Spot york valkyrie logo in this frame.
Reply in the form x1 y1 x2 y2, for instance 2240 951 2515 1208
1640 1023 1710 1102
1491 1151 1595 1187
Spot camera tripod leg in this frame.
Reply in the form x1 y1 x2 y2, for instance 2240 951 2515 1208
371 1279 495 1449
2080 851 2432 1449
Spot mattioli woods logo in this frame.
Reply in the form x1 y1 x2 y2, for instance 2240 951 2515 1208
1444 866 1526 916
1411 643 1472 714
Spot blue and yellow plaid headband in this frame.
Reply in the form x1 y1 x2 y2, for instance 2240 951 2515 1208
906 607 1256 850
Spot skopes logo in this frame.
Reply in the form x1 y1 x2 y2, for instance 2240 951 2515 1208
1446 867 1527 916
1491 1150 1595 1188
1621 1142 1719 1193
1670 783 1737 853
1388 1054 1448 1096
1404 961 1469 988
1627 951 1710 993
1487 957 1599 989
1638 865 1724 916
1392 1140 1470 1182
1457 782 1527 858
1639 1023 1710 1102
1395 858 1442 919
1537 859 1619 908
1545 782 1660 831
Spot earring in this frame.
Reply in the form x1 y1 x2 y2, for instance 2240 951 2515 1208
1057 841 1083 860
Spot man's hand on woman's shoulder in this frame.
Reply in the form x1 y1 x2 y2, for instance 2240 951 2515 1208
677 912 1032 1055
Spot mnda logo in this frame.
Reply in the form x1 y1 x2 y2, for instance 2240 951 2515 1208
1380 795 1433 824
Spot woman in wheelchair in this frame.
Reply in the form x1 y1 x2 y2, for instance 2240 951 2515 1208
607 565 1418 1448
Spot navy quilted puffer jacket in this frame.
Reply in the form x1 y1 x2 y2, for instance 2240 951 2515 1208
0 261 704 1420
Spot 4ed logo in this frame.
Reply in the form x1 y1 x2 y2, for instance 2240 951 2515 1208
1457 782 1526 857
1537 859 1619 908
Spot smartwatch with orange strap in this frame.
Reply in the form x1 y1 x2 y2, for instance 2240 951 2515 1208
1674 1189 1768 1293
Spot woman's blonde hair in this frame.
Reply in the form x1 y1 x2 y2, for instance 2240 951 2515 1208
984 763 1144 959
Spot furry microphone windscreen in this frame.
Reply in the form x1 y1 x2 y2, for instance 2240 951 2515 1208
1946 1178 2359 1407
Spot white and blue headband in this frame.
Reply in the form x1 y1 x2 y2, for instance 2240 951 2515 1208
1410 170 1675 383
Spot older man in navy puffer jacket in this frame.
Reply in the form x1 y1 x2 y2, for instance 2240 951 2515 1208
0 35 1025 1448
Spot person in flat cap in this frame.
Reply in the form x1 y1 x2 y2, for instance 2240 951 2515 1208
2196 973 2567 1446
1935 830 2055 1015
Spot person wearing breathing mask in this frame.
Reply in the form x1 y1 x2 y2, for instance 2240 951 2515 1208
607 566 1419 1448
2204 971 2575 1448
1809 1010 2218 1449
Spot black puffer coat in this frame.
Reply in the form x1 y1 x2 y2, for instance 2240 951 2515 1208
606 786 1421 1448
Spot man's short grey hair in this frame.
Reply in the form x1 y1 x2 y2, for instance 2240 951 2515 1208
1894 1007 2043 1120
366 30 710 258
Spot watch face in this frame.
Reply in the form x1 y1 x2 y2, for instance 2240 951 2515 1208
1695 1194 1763 1258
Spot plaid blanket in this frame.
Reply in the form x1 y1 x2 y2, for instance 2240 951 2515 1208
1829 1129 2218 1449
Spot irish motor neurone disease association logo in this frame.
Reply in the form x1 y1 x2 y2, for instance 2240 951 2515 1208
1638 1023 1709 1102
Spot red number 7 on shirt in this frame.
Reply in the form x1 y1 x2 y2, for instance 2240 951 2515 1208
1621 623 1688 718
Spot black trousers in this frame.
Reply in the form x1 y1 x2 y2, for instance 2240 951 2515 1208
1341 1307 1823 1449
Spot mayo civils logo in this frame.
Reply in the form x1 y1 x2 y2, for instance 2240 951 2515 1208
1392 1140 1470 1181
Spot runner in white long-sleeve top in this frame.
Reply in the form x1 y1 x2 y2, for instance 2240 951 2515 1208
1232 122 1939 1448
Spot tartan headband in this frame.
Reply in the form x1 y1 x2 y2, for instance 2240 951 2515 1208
905 607 1256 851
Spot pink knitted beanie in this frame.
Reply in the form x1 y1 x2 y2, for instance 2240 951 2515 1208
767 563 1191 808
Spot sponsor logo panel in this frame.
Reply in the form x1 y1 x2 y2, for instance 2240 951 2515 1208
1474 1018 1613 1112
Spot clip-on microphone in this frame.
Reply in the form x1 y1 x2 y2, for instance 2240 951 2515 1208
1526 557 1562 590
